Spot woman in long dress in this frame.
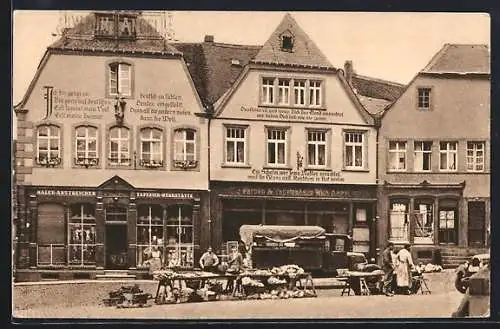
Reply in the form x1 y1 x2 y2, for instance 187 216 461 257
395 243 414 294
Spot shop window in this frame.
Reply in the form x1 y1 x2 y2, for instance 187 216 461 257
344 131 365 170
278 79 290 105
137 205 164 268
109 62 132 97
439 141 457 171
417 87 431 110
140 127 163 168
438 200 458 244
266 128 288 166
355 207 368 224
388 141 406 171
389 201 409 242
225 126 248 165
74 125 99 167
261 78 275 105
109 126 130 166
68 203 96 265
466 142 485 172
307 130 327 168
165 205 194 268
222 199 263 242
414 141 432 172
309 81 322 107
37 203 66 266
293 80 306 106
413 200 434 244
173 128 198 169
36 124 62 167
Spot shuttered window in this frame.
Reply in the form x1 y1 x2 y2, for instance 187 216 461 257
37 203 65 265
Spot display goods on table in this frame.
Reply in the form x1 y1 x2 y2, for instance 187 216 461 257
102 284 153 308
152 264 316 305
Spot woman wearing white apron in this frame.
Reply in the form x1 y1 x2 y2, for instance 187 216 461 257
395 243 414 295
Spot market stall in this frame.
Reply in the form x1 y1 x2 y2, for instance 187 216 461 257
338 269 384 296
151 264 316 304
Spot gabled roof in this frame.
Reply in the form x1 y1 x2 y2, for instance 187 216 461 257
380 43 490 119
251 13 333 69
421 44 490 74
174 42 261 106
48 12 181 56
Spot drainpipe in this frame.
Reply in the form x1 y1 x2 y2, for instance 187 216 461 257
374 115 381 263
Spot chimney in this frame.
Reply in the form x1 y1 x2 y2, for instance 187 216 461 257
344 60 354 85
204 35 214 43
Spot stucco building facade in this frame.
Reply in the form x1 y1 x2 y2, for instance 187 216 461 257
14 12 210 281
376 44 490 266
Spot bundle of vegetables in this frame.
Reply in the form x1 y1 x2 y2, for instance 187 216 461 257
254 269 273 276
267 276 287 285
415 263 443 273
270 264 305 278
241 276 264 287
103 285 152 307
153 269 176 281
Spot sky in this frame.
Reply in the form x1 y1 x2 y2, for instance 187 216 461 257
12 11 490 133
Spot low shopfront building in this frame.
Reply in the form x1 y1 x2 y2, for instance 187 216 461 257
210 182 377 256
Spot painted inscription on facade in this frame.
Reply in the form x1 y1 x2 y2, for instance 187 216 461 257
240 106 343 122
44 87 191 122
247 168 345 183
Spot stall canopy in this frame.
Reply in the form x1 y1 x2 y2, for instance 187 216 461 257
239 225 326 247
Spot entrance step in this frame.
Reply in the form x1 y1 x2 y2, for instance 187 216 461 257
95 270 136 280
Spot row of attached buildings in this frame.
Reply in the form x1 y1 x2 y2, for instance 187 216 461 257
13 12 490 281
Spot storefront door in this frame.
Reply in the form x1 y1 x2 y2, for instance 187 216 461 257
104 205 128 269
105 224 128 269
468 201 486 247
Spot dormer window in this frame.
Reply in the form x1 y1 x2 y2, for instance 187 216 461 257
95 12 137 39
280 33 294 52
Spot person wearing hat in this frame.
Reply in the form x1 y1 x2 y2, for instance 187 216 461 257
199 247 219 273
395 242 415 295
381 241 396 296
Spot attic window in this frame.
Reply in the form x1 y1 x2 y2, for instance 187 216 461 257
281 35 294 52
231 59 242 66
95 13 137 40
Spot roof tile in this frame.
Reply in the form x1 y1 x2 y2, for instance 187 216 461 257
422 44 490 74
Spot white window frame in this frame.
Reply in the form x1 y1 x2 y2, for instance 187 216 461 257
109 62 131 97
261 78 275 105
388 141 407 172
389 202 410 242
136 205 164 268
266 128 288 166
307 130 327 168
344 132 365 170
225 126 247 165
75 126 98 161
417 87 431 110
293 80 306 106
467 141 485 172
413 141 432 172
109 126 130 166
309 81 322 107
278 79 290 105
439 141 458 172
140 128 163 166
36 125 61 165
174 129 197 162
68 203 96 266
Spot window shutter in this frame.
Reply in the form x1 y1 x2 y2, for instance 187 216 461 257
37 204 65 244
119 64 131 96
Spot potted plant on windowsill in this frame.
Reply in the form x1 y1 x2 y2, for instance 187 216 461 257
74 157 99 168
173 160 198 170
140 159 163 168
36 157 62 167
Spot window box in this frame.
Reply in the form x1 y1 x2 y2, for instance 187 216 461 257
173 159 198 170
140 159 164 168
74 157 99 168
36 156 62 167
108 157 131 166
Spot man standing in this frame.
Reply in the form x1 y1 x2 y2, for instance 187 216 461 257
199 247 219 273
381 241 395 296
